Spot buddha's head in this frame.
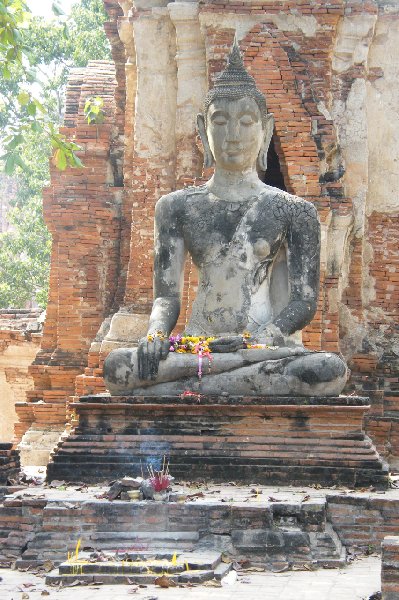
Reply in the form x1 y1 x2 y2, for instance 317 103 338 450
198 38 274 172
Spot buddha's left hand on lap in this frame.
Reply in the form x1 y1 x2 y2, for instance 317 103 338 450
255 323 285 347
208 324 285 353
208 336 245 353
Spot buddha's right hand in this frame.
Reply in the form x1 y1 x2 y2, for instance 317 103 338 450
208 336 245 353
137 335 170 380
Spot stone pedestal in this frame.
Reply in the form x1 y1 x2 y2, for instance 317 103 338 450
46 395 389 488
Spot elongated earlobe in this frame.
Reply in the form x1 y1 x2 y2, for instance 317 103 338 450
257 113 274 171
197 113 215 169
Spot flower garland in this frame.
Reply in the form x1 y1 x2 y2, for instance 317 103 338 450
146 330 277 380
169 334 215 380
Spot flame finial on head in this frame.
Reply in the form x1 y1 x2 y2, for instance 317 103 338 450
203 34 267 120
228 35 244 68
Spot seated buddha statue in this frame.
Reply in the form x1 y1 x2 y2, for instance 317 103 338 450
104 40 348 397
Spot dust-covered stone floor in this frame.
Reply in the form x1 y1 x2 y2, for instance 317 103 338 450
0 555 381 600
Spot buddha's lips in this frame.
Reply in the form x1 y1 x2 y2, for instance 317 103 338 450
224 144 243 155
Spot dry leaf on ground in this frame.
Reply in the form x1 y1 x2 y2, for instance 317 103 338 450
48 480 65 488
42 560 54 573
154 575 176 588
203 579 222 587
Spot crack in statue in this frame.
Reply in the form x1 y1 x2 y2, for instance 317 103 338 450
104 38 348 397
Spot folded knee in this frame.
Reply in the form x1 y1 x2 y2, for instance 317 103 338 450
285 352 348 386
103 348 137 394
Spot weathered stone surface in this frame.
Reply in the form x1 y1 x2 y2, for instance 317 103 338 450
46 395 388 488
105 346 348 397
0 492 345 571
104 40 349 399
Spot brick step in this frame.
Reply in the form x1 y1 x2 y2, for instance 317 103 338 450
46 564 230 586
53 446 379 459
48 452 384 468
46 550 231 585
25 531 200 555
59 550 221 574
47 462 388 489
58 431 372 451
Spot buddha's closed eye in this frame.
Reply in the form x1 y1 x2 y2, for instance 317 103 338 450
240 116 256 126
213 117 228 125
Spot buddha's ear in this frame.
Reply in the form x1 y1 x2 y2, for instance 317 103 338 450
197 113 215 169
257 113 274 171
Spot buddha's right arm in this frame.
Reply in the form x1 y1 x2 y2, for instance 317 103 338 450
148 193 187 336
137 194 187 380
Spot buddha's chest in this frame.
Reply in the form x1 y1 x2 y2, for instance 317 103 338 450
180 197 287 267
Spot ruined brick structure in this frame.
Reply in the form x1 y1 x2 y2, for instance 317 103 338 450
0 311 41 442
14 0 398 465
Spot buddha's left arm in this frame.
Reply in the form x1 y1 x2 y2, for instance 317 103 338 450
273 200 320 336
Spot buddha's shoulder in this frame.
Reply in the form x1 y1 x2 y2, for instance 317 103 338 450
259 186 319 221
156 186 208 215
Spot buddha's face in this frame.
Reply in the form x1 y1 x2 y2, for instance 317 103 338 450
206 97 265 172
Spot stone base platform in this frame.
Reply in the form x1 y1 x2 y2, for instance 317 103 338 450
1 489 345 571
46 395 389 489
2 481 399 573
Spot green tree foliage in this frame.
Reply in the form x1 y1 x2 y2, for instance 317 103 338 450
69 0 112 67
0 195 52 308
0 0 111 308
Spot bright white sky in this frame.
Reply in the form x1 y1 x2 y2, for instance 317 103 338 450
26 0 75 18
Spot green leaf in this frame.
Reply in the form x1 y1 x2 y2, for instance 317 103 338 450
30 121 43 133
54 148 67 170
6 134 24 150
25 68 37 83
33 98 45 113
52 1 65 16
71 154 83 168
6 47 17 61
4 153 15 175
13 153 28 171
17 90 30 106
27 101 36 116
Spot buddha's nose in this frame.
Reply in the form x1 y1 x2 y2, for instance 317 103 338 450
226 120 240 142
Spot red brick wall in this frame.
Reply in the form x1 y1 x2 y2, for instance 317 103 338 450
15 57 125 436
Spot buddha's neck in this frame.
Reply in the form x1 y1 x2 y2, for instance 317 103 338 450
208 167 263 203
